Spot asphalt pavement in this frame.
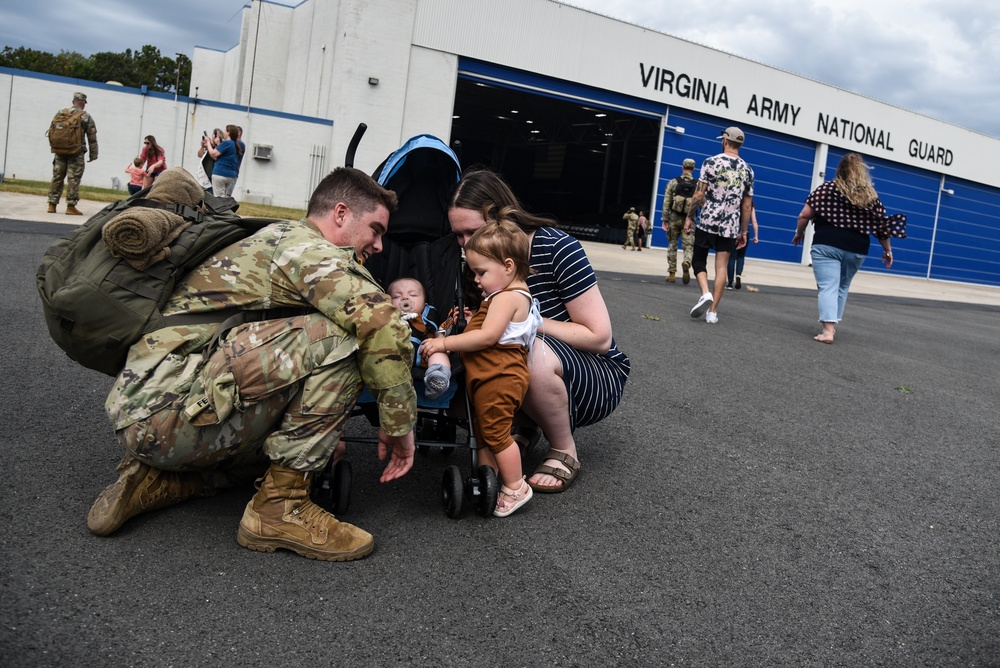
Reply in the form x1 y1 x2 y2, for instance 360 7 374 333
1 196 999 667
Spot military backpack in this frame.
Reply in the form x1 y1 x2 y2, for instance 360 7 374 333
36 192 289 376
671 176 698 213
47 108 85 156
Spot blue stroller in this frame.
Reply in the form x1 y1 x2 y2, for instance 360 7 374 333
311 129 500 518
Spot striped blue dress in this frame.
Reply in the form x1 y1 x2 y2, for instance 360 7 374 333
526 227 630 430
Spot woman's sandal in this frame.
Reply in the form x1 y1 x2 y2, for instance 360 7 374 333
528 449 580 493
494 477 533 517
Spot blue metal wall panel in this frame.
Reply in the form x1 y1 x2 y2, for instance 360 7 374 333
652 108 815 265
825 148 1000 286
929 177 1000 286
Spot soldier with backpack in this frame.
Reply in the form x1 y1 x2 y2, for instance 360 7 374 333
47 92 98 216
84 167 418 562
661 158 697 283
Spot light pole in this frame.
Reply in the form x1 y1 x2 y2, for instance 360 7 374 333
927 176 953 279
174 52 183 102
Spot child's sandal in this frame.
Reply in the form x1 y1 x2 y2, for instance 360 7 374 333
494 476 533 518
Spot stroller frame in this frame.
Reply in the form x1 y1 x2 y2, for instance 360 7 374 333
311 126 499 519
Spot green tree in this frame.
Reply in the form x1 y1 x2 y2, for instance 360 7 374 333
1 44 191 95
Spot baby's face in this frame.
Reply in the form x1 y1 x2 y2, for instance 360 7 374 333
389 279 426 314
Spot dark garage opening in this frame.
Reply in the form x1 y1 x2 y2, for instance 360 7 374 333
450 78 661 238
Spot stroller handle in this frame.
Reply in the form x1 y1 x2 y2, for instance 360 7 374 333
345 123 368 168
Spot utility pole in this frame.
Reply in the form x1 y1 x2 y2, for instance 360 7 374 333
174 52 183 101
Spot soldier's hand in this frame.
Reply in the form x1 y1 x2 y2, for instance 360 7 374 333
377 428 415 482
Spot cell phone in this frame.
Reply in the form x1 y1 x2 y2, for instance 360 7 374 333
203 131 208 137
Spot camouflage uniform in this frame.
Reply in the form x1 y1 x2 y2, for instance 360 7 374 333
662 175 696 274
48 107 98 207
622 209 639 250
105 218 416 473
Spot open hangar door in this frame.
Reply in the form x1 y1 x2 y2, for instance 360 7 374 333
451 60 664 240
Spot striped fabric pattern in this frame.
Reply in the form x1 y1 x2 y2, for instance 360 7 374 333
527 227 631 430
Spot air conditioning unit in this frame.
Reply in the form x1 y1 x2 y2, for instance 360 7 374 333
252 144 273 161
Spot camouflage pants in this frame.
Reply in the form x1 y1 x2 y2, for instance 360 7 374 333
49 152 86 206
666 214 695 273
117 314 363 473
624 221 639 249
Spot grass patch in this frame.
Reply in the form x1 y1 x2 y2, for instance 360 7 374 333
0 178 306 220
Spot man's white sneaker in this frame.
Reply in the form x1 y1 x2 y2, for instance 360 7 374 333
690 293 714 318
705 311 719 324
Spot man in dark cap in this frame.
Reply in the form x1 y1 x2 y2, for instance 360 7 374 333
47 92 99 215
684 127 754 324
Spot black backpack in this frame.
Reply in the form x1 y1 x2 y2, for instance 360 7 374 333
36 192 286 376
671 176 698 213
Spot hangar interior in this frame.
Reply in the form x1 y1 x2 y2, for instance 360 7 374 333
450 60 660 230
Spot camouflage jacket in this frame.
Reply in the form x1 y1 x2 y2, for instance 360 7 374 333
105 218 416 435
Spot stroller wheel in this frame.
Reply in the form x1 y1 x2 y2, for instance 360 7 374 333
475 465 499 518
331 460 352 515
442 465 463 518
310 465 335 511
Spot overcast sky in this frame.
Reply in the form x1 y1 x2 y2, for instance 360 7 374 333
3 0 998 138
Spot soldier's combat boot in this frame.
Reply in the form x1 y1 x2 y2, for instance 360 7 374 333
237 463 374 561
47 203 57 213
65 205 83 215
87 455 217 536
666 273 675 283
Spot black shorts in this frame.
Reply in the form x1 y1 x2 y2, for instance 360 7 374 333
694 228 738 254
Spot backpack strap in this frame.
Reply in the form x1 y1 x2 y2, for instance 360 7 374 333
127 198 205 223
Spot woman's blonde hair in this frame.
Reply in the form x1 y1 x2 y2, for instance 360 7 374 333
464 206 531 281
834 153 879 207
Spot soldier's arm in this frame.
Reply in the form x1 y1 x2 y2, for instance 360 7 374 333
662 180 676 224
85 114 98 161
340 290 417 437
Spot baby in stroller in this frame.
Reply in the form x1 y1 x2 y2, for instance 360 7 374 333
387 276 452 399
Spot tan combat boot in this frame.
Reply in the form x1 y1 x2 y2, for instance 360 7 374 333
47 203 57 213
237 463 374 561
666 273 676 283
87 455 217 536
65 205 83 215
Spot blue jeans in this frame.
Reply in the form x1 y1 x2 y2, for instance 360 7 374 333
811 244 866 323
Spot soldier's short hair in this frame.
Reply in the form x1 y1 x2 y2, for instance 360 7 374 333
307 167 398 218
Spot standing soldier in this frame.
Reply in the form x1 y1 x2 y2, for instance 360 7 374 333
622 206 639 250
661 158 697 283
47 92 98 215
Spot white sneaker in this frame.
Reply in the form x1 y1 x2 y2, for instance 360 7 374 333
705 311 719 324
690 293 714 318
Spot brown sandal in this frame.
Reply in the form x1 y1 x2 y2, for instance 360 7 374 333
528 449 580 493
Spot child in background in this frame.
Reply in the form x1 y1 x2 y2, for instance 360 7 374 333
125 157 145 195
387 277 452 400
420 210 541 517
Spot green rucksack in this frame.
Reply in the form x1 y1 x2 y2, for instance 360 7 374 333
36 192 285 376
48 108 85 155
